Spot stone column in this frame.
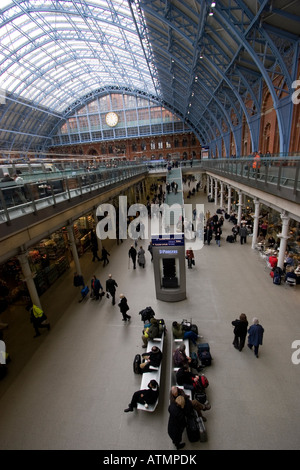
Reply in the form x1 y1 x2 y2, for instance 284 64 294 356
237 191 243 225
66 223 82 276
17 250 41 308
227 185 232 214
214 179 218 205
220 182 224 209
251 198 260 249
277 211 290 270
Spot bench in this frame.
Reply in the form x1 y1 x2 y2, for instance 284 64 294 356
137 331 165 412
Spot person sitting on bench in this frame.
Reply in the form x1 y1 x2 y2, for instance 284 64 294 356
124 380 159 412
140 346 162 373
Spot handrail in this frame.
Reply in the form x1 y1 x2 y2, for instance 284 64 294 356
0 163 148 225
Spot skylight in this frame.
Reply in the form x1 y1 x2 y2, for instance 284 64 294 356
0 0 156 113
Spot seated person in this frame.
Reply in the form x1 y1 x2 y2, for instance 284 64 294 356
172 321 199 345
267 236 276 248
142 318 159 348
173 343 191 368
124 379 159 412
176 365 208 394
172 321 184 339
285 253 295 268
285 269 297 283
140 346 162 372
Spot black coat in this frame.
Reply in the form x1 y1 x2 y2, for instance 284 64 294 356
232 319 248 338
118 297 129 313
168 402 186 445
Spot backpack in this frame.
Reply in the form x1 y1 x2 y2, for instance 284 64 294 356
273 274 281 285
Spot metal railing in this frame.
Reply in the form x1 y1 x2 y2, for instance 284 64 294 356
201 156 300 201
0 163 148 225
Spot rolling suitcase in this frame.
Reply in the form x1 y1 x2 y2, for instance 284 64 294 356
198 416 208 442
186 410 200 443
198 343 212 366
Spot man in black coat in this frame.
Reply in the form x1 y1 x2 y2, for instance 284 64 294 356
124 380 159 412
106 274 118 305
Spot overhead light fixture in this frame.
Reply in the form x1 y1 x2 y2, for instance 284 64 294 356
209 10 214 16
211 1 216 7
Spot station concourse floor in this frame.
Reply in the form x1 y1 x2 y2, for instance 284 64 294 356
0 189 300 452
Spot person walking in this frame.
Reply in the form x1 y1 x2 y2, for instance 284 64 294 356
128 245 137 269
248 318 264 358
28 304 50 338
91 244 101 262
118 294 131 321
186 247 194 269
106 274 118 305
232 313 248 351
91 275 103 300
138 246 146 268
101 247 110 267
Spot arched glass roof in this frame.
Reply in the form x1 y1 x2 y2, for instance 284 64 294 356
0 0 158 112
0 0 299 154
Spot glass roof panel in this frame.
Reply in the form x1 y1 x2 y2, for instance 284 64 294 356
0 0 157 113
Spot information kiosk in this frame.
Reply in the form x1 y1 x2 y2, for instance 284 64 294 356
152 233 186 302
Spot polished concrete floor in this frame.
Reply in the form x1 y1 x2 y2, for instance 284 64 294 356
0 187 300 451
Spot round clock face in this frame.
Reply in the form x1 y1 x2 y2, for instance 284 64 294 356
105 112 119 127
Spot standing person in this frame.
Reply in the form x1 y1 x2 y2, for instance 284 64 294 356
147 241 153 261
118 294 131 322
138 246 146 268
28 304 50 338
248 318 264 358
232 313 248 351
91 275 103 300
101 247 110 267
252 151 261 176
106 274 118 305
240 224 248 245
91 244 101 262
186 247 194 269
128 245 137 269
215 227 221 247
167 395 187 450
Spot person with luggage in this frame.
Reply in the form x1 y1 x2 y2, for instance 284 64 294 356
124 379 159 412
167 395 187 450
232 313 248 351
247 317 264 358
91 275 103 300
118 294 131 322
170 386 210 423
106 274 118 305
140 346 162 373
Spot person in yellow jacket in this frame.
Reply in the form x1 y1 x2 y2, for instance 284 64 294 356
29 304 50 338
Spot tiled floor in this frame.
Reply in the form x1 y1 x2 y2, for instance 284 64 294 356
0 187 299 450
